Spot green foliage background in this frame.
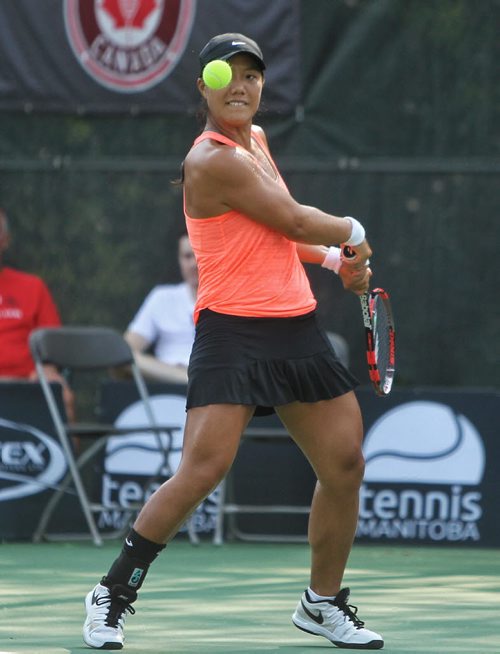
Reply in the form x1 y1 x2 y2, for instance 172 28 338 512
1 0 498 387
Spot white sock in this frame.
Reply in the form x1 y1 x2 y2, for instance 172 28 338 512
307 587 336 602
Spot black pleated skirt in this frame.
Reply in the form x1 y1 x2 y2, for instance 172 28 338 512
186 309 358 416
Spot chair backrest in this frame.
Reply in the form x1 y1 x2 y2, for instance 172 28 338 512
30 326 134 370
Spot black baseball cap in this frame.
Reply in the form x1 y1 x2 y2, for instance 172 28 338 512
199 33 265 71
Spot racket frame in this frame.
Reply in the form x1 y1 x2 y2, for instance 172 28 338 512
361 288 395 396
340 245 396 395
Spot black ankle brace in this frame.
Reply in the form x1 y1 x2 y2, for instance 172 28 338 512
123 528 165 564
103 529 165 592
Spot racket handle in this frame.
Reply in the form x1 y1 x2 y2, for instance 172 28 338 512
342 245 370 265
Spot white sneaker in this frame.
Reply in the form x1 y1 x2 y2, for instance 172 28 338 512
83 582 136 650
292 587 384 649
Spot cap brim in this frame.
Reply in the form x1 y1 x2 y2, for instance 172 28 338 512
218 50 265 70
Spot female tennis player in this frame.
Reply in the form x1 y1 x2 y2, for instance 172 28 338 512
83 33 383 650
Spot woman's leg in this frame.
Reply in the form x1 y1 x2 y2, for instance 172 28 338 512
83 404 255 650
277 391 364 596
134 403 255 543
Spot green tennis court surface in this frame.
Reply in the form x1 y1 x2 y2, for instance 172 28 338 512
1 541 498 653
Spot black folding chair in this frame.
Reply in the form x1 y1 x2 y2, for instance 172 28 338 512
29 326 196 546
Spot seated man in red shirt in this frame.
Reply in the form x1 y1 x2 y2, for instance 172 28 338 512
0 209 75 421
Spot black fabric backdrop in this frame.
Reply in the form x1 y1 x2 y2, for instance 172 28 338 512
0 0 300 113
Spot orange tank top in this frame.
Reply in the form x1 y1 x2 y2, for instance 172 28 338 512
184 130 316 323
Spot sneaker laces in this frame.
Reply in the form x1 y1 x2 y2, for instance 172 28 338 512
104 600 135 629
97 584 137 629
333 588 365 629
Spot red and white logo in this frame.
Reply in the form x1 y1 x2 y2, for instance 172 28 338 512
64 0 196 92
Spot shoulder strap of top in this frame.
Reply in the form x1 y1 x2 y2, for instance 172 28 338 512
193 128 264 149
192 128 284 186
193 130 239 147
250 128 268 154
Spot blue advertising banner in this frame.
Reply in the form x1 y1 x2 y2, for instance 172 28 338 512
356 388 500 547
97 381 219 538
97 384 500 547
0 383 71 540
0 0 300 114
2 383 498 545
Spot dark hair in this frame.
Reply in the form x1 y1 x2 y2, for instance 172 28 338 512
195 98 209 129
171 161 185 186
171 99 208 186
172 76 267 186
0 208 9 235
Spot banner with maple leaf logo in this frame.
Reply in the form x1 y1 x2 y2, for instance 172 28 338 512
0 0 300 114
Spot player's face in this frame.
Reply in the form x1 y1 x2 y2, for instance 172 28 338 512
178 235 198 289
200 53 264 126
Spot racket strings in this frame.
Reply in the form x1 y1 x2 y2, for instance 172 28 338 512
371 294 395 394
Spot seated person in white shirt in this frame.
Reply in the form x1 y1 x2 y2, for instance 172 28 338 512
124 234 197 384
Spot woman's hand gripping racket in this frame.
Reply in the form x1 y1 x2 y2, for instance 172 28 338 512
342 246 396 396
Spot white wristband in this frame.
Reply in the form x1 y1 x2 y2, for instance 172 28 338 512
321 246 342 274
344 216 365 246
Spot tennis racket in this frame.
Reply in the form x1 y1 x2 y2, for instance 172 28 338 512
342 247 396 396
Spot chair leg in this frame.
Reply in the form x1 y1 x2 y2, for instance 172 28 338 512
33 438 108 546
33 470 74 543
62 467 103 545
185 514 199 546
213 478 226 546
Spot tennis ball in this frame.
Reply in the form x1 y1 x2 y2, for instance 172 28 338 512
202 60 232 90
